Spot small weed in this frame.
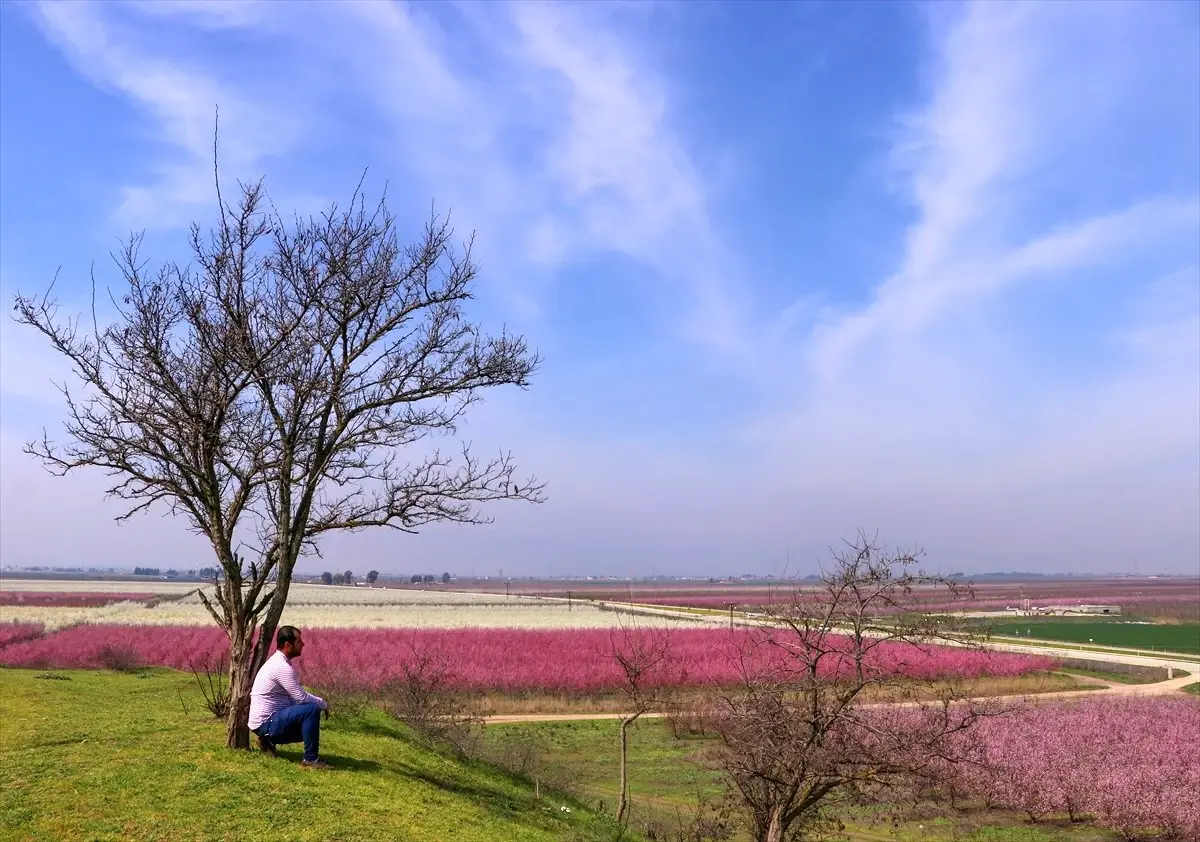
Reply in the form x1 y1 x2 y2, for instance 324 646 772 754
34 672 72 681
96 644 142 672
188 651 230 718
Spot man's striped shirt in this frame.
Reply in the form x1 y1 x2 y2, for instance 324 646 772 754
248 650 328 731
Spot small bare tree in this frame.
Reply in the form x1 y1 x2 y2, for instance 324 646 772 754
189 650 231 719
382 634 481 753
708 534 1001 842
610 621 677 827
13 154 543 749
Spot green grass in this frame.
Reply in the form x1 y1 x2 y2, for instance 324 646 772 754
0 668 636 842
1182 682 1200 696
987 619 1200 654
1058 666 1188 685
481 718 723 813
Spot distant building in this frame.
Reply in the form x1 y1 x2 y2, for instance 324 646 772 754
1025 603 1122 616
1076 604 1121 615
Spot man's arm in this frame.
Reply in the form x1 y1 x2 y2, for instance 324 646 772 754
277 660 328 710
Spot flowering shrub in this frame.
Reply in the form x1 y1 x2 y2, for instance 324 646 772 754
0 624 1054 692
945 697 1200 839
0 622 44 649
0 624 230 670
0 592 156 608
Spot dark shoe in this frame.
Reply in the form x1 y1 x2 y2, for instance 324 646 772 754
256 734 277 757
300 759 332 770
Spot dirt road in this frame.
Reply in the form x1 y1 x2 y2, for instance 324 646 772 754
483 658 1196 724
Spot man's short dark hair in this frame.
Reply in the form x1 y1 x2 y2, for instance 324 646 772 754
277 626 301 649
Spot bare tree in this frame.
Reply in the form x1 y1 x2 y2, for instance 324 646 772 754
381 633 481 753
610 621 677 827
708 534 1000 842
13 163 544 749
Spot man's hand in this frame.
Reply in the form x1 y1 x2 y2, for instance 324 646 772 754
323 706 331 722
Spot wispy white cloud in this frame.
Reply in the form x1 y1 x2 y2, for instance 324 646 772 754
29 0 302 229
512 4 751 356
308 1 751 354
24 0 752 353
749 0 1199 566
806 0 1200 381
807 197 1200 379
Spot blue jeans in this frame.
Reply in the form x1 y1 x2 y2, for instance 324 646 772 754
257 702 321 761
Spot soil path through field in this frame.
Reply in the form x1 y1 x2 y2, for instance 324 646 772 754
482 664 1197 724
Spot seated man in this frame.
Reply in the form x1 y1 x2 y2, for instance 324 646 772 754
248 625 331 769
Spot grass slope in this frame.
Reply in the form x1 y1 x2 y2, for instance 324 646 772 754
0 668 634 842
481 720 1123 842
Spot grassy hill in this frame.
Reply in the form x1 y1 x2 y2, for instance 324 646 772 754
0 668 635 842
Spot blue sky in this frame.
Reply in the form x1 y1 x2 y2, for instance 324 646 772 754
1 0 1197 577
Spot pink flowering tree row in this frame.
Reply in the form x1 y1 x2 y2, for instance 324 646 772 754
0 622 45 649
0 624 1055 693
0 592 157 608
938 696 1200 839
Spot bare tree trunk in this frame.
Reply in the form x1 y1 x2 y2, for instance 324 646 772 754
617 714 635 825
225 624 255 749
764 807 785 842
254 559 294 678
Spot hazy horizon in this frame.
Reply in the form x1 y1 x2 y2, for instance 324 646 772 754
2 1 1198 578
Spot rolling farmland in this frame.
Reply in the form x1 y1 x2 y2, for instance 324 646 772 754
437 576 1200 619
3 574 1197 841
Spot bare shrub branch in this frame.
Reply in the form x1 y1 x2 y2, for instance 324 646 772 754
381 635 482 755
189 650 231 719
610 620 680 827
707 532 1009 842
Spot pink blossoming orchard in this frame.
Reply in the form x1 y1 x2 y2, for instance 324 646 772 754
938 697 1200 840
0 623 1053 694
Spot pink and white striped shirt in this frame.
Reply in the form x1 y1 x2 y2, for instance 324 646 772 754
248 650 328 731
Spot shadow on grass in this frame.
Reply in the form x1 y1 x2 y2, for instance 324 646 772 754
268 750 386 773
342 718 410 742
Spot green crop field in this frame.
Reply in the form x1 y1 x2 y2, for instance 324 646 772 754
0 668 632 842
988 619 1200 654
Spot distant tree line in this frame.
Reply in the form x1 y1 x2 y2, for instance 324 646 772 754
319 570 361 586
314 571 451 585
133 567 194 577
411 573 452 584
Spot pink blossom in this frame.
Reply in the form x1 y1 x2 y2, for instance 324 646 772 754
0 622 44 649
946 697 1200 838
